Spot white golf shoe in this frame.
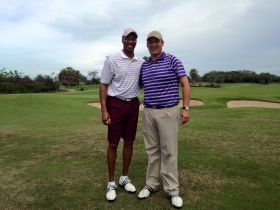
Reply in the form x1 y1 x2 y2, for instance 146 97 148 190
138 185 154 199
119 177 136 193
171 195 183 208
106 184 117 202
138 188 150 199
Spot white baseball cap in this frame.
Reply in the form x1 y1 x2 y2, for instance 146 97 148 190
123 28 138 37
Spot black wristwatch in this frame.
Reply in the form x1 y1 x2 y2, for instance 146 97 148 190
182 106 190 111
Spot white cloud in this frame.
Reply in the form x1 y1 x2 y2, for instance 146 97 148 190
0 0 279 76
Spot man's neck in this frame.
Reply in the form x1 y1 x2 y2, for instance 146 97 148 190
151 52 162 61
122 50 134 59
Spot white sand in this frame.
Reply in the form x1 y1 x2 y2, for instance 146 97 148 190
89 100 280 109
88 99 204 111
227 100 280 108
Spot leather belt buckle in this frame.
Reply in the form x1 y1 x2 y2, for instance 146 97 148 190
124 98 132 102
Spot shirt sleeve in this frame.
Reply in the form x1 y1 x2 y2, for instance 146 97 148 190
139 65 143 87
100 57 114 84
170 55 187 78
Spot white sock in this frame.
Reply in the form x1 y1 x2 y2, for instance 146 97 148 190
108 181 116 187
120 175 128 183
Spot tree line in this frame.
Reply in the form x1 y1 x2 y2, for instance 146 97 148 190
1 67 279 93
0 67 100 93
189 69 280 85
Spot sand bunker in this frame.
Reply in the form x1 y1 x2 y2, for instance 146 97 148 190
88 99 204 111
227 100 280 109
88 100 280 109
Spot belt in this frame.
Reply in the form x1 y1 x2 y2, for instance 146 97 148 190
109 96 137 102
144 104 177 109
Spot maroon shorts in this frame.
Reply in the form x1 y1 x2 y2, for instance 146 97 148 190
107 96 140 145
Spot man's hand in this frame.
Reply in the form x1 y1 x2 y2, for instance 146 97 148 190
180 110 190 124
102 111 111 125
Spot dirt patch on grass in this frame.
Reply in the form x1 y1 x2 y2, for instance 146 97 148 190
88 99 204 111
179 169 231 202
227 100 280 108
0 167 35 208
0 127 22 140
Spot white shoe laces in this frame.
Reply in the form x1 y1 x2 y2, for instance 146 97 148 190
121 177 132 186
107 184 117 191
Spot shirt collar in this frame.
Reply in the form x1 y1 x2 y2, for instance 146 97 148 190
120 51 139 61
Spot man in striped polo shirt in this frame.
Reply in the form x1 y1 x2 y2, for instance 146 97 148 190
138 31 190 209
99 28 144 202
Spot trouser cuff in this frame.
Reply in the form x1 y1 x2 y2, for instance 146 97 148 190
168 191 179 197
145 184 157 193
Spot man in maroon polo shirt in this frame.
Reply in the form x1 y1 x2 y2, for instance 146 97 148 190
99 28 144 201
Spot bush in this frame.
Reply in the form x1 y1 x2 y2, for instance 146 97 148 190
0 82 17 93
0 69 59 93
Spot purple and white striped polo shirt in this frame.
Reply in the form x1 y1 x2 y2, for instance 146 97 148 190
140 52 187 107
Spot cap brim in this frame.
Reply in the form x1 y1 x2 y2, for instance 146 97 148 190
123 31 138 38
147 36 161 41
128 32 138 37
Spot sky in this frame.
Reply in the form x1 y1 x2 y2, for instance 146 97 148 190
1 0 280 77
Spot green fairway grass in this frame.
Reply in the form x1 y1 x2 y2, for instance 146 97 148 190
0 83 279 209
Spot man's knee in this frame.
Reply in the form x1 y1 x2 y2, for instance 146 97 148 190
108 143 118 150
124 141 134 147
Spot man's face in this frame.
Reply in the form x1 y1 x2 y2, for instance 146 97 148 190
122 33 137 53
147 37 164 57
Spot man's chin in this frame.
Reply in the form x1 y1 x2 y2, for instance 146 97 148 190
126 48 135 52
151 52 159 56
